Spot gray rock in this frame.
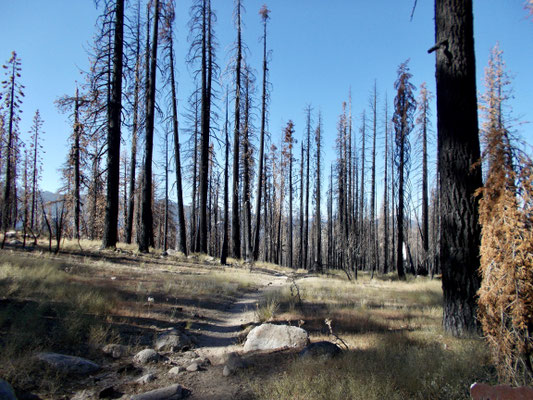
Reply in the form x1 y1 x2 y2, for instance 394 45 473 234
71 390 95 400
222 365 232 377
180 350 199 360
299 341 342 359
102 343 129 359
186 362 199 372
221 352 246 375
133 349 160 365
0 379 17 400
130 384 184 400
192 356 209 366
36 352 100 375
243 323 309 352
98 386 123 399
154 329 193 352
168 366 183 376
136 373 156 385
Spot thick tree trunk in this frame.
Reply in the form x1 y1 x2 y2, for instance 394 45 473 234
102 0 124 249
434 0 482 336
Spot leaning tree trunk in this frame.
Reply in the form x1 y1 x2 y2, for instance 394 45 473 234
434 0 482 336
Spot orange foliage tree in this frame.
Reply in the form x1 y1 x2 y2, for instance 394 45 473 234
477 44 533 385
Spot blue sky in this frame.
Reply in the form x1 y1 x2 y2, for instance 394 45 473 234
1 0 532 198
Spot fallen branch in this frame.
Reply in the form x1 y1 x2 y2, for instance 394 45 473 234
325 318 349 351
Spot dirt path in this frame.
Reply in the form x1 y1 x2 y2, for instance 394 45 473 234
193 269 290 364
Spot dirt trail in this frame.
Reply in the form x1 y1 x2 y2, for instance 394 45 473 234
194 269 290 364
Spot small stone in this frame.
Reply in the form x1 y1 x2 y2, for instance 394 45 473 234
299 341 342 360
133 349 160 365
181 350 199 360
222 365 232 377
154 329 193 353
130 384 184 400
36 353 100 375
136 373 156 385
98 386 123 399
102 344 129 359
168 366 183 376
192 356 209 366
71 390 95 400
222 352 246 371
186 362 199 372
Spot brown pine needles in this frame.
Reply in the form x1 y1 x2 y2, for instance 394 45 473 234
476 44 533 385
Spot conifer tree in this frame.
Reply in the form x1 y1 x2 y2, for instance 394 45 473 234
392 60 416 280
416 82 433 275
252 4 271 261
28 110 44 240
1 51 24 239
477 44 533 384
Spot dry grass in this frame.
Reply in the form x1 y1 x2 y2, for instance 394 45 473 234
250 271 495 400
0 245 262 396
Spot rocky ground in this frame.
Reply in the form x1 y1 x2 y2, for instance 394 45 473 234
0 245 337 400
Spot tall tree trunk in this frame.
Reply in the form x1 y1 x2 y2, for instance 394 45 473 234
370 82 377 277
304 106 311 270
125 7 142 245
242 68 252 261
231 0 242 259
221 93 230 264
102 0 124 249
421 85 430 275
73 88 81 240
252 5 269 261
198 0 212 254
315 114 322 272
383 96 389 274
2 57 17 234
299 143 305 268
434 0 482 336
138 0 159 253
190 90 199 252
169 31 188 255
288 144 293 269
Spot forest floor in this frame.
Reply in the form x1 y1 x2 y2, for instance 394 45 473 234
0 237 496 400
